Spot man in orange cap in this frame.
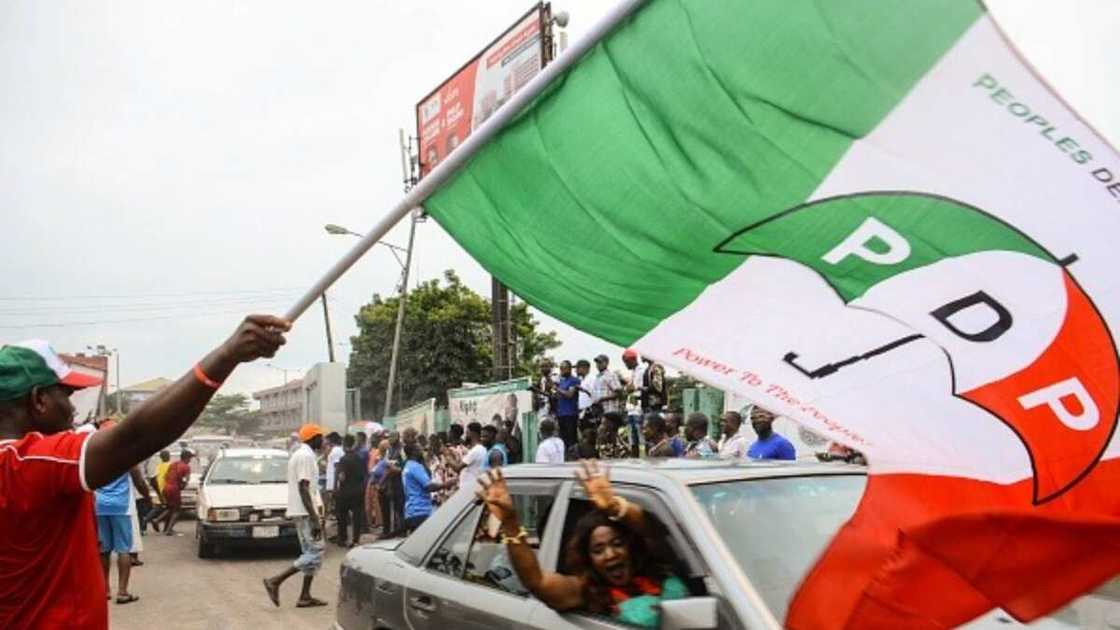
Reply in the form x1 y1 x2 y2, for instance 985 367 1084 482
0 315 290 629
263 423 327 608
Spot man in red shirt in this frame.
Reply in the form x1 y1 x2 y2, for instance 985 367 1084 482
0 315 289 629
155 449 192 535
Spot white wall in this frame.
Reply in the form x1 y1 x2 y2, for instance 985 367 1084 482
302 362 348 435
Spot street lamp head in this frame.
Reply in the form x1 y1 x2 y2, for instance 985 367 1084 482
324 224 351 236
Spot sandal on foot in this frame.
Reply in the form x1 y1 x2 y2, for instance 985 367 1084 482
295 597 327 608
116 594 139 605
263 579 280 607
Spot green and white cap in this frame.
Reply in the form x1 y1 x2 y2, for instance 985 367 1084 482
0 340 103 401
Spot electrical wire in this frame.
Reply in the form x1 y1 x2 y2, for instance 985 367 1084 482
0 293 301 316
0 287 302 301
0 302 293 329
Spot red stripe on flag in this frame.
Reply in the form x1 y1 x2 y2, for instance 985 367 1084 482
787 459 1120 629
963 272 1119 504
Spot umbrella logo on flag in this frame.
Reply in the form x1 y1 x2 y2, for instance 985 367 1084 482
715 191 1119 504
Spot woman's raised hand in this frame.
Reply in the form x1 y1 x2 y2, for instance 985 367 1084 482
575 459 615 513
476 469 516 524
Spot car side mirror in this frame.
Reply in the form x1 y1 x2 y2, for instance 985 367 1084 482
659 597 719 630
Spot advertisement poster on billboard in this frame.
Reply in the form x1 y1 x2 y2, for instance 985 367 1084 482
448 377 532 430
416 4 549 177
59 353 108 425
395 398 437 435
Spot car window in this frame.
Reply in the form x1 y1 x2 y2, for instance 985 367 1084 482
427 503 479 579
464 491 556 597
690 474 865 620
206 456 288 485
558 489 708 629
426 481 559 598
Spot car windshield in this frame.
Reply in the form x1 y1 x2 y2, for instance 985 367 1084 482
690 474 866 619
206 456 288 485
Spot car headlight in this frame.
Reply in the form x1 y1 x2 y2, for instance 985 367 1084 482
207 508 241 522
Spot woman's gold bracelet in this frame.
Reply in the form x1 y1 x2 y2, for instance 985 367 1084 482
501 526 530 546
606 496 630 522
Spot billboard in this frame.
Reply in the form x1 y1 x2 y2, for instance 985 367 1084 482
416 4 550 177
447 377 532 430
395 397 437 435
59 354 108 425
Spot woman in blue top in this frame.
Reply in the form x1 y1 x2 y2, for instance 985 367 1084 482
401 443 450 533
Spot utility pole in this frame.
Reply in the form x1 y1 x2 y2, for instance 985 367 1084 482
384 128 419 417
321 293 336 362
385 212 417 417
488 8 567 382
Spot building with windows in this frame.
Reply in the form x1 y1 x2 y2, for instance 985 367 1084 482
117 377 173 414
253 379 305 434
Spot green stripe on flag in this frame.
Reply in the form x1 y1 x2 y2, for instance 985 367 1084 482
427 0 982 345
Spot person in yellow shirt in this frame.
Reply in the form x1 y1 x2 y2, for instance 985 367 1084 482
155 451 171 493
143 451 172 532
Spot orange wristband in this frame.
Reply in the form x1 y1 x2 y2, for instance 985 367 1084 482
193 363 222 389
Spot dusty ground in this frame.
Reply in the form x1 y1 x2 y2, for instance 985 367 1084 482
107 519 356 630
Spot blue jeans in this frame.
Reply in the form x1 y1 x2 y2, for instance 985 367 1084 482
627 413 643 449
292 516 325 576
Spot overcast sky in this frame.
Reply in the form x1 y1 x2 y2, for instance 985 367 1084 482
2 1 1117 400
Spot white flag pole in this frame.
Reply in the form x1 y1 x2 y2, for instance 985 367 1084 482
284 0 648 322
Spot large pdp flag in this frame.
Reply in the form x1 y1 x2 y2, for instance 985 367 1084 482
423 1 1120 627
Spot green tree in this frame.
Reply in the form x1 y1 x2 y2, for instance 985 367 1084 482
511 302 561 376
197 393 256 435
347 270 560 417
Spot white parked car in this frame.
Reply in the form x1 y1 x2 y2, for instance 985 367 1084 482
195 448 297 558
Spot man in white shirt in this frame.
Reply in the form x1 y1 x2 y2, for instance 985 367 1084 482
622 349 647 456
575 359 593 414
457 422 488 490
718 410 752 460
590 354 624 415
325 433 343 490
534 419 566 464
323 432 343 538
264 424 327 609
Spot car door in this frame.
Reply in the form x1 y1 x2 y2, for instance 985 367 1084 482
528 484 748 630
404 479 565 630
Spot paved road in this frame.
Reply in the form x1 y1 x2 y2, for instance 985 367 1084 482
109 520 353 630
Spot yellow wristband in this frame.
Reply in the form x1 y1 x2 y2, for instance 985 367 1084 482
500 527 529 546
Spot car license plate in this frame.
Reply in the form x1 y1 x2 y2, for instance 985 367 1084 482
253 526 280 539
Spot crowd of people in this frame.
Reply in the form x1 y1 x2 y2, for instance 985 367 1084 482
301 349 798 553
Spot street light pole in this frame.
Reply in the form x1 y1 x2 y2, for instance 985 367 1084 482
115 351 121 414
321 293 336 362
384 212 417 417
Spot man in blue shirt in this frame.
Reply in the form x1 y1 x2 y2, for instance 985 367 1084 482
554 360 582 450
94 420 149 604
481 425 508 470
401 443 448 532
747 407 796 461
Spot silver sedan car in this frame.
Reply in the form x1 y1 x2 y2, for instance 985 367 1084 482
334 460 1118 630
